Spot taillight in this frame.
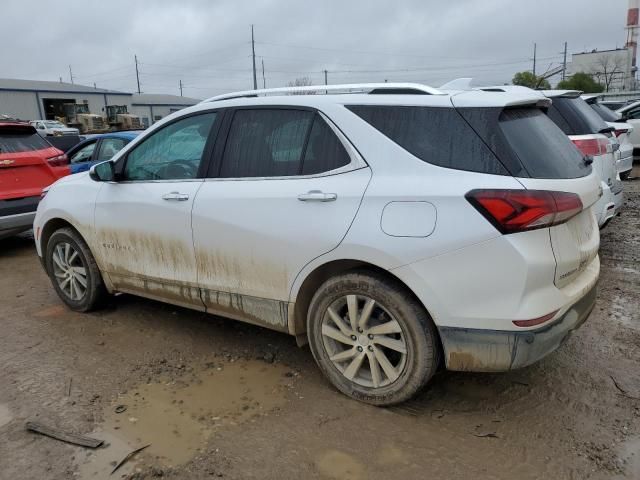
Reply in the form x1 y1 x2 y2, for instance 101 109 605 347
466 189 583 234
570 137 609 156
47 153 69 167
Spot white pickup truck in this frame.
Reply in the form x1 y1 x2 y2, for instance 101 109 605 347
29 120 79 137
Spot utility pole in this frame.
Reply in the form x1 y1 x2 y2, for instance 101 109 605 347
533 43 537 76
251 25 258 90
93 82 97 89
179 79 183 96
134 54 141 94
68 65 74 84
562 42 568 81
324 69 328 94
261 59 266 88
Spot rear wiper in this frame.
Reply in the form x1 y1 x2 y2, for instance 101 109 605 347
599 126 615 134
583 155 594 166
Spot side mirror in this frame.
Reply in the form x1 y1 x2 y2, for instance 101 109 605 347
89 161 115 182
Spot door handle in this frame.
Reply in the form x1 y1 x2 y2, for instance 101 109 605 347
162 191 189 201
297 190 337 202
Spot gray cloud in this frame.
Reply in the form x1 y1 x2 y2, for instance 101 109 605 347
1 0 631 98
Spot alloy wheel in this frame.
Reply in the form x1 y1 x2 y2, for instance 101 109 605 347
51 242 88 301
321 294 408 388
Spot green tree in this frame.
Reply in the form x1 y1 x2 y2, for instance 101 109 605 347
512 71 551 89
556 72 604 93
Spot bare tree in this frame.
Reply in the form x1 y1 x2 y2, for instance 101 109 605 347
287 76 313 94
591 55 625 92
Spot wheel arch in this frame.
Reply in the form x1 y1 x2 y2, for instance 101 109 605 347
290 259 442 353
39 217 80 259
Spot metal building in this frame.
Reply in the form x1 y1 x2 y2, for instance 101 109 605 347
566 48 635 91
0 78 132 121
130 94 200 128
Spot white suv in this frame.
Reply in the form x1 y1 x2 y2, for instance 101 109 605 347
34 83 600 405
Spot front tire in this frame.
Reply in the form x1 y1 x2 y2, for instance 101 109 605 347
307 271 439 406
620 170 631 181
45 227 107 312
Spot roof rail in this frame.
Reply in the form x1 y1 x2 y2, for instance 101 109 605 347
201 82 444 103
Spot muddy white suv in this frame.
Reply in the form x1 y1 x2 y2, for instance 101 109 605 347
34 83 600 405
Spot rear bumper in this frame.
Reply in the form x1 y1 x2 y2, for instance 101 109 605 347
0 196 39 237
439 283 597 372
618 150 633 174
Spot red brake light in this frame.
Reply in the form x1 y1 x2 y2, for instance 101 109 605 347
570 137 609 156
466 189 583 234
47 153 69 167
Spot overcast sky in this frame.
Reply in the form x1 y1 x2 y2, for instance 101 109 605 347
1 0 632 98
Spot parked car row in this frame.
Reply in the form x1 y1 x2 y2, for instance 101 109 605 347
0 121 140 238
32 81 624 405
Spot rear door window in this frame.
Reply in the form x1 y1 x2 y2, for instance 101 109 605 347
219 109 314 178
498 108 590 179
347 105 508 175
0 130 50 153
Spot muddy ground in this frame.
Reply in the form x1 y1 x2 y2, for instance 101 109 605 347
1 171 639 480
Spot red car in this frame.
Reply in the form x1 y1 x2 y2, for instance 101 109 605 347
0 122 70 239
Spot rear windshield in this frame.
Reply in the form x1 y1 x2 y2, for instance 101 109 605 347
0 130 51 153
498 108 591 179
590 102 621 122
547 97 610 135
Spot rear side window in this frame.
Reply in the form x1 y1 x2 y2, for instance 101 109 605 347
498 109 590 179
219 109 351 178
301 116 350 175
0 130 50 153
346 105 508 175
547 97 609 135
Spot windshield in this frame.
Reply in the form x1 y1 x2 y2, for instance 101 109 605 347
44 121 66 128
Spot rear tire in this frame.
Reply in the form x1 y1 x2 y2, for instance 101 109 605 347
307 271 439 406
45 227 107 312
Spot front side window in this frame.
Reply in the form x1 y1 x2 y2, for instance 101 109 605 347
70 142 97 163
123 112 216 181
97 138 127 161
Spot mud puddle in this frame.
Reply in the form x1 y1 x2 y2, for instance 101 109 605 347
618 436 640 478
76 360 291 479
0 403 12 428
610 294 639 330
